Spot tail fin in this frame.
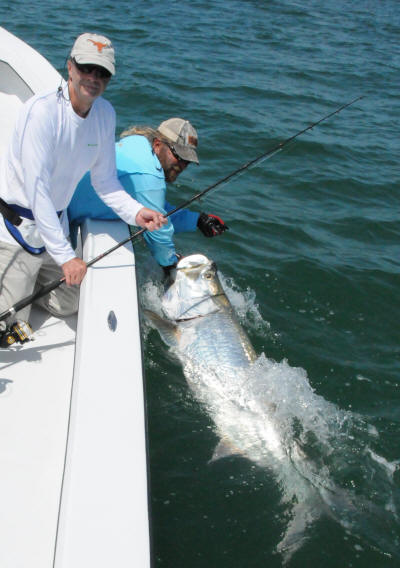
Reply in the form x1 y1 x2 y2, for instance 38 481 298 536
276 495 321 565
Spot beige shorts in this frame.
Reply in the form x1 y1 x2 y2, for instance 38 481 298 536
0 240 79 325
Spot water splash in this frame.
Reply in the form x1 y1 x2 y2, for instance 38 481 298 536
220 273 269 335
140 273 400 563
181 352 400 563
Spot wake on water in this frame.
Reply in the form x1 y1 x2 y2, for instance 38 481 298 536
140 273 400 563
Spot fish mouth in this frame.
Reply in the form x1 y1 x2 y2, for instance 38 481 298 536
176 254 211 271
175 254 217 276
174 255 218 285
162 254 223 320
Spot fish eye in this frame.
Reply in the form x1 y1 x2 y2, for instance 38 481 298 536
204 271 213 280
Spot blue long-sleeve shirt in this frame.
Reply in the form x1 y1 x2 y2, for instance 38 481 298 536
68 134 199 266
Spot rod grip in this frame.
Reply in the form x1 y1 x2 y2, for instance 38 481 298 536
0 277 64 321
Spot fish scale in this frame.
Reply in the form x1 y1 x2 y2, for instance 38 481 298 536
177 311 255 371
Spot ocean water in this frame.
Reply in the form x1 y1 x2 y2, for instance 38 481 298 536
1 1 399 566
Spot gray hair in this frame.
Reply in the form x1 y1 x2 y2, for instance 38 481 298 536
119 125 172 145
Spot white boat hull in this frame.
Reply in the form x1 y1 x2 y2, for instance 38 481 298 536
0 27 151 568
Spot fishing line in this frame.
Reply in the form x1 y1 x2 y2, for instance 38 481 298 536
166 95 363 216
174 293 226 322
199 145 294 202
56 55 70 101
0 96 363 322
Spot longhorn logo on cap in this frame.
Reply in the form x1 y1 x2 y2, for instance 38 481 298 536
88 39 109 52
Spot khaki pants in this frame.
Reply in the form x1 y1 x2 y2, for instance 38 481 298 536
0 240 79 324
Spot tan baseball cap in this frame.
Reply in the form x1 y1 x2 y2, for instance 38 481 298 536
157 118 199 164
70 33 115 75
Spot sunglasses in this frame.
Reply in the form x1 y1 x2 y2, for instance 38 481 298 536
165 142 189 165
73 59 111 79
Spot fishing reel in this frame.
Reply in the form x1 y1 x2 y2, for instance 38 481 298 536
0 320 34 348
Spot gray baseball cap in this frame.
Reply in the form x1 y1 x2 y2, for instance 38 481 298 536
157 118 199 164
71 33 115 75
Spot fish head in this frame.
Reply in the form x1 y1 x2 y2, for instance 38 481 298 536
162 254 227 321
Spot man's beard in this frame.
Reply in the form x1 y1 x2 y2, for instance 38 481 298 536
164 166 179 183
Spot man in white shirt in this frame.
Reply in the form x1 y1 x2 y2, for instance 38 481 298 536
0 32 165 326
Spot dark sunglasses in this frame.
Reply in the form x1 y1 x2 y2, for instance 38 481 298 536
73 59 111 79
165 142 189 164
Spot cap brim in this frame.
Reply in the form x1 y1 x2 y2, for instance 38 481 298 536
74 54 115 75
173 144 199 164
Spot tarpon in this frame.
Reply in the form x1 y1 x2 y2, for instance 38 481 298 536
144 254 321 559
144 254 399 563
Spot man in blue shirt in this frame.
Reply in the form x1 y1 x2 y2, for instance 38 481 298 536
68 117 227 269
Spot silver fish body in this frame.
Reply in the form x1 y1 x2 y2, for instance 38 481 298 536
144 254 385 562
145 254 310 559
145 254 285 465
152 254 256 371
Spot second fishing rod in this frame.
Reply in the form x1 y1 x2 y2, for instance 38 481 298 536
0 95 363 323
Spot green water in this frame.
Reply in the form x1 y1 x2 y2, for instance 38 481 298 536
2 1 399 565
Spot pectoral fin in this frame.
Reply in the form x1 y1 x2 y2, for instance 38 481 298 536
143 309 179 348
209 437 243 463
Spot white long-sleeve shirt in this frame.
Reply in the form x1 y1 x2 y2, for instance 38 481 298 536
0 84 142 265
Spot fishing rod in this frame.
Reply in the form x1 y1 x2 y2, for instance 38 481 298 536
0 95 363 323
166 95 363 215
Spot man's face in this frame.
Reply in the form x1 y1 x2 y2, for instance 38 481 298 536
156 141 189 183
68 59 110 107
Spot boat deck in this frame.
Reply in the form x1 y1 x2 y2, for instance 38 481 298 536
0 310 76 566
0 220 151 568
0 26 151 567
